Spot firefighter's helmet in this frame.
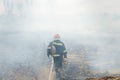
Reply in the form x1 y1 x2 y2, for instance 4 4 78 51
54 34 60 39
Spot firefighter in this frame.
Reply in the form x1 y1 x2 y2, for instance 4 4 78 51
47 34 67 78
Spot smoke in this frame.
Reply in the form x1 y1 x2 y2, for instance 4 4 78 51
0 0 120 80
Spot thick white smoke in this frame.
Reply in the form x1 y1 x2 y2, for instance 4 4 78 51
0 0 120 79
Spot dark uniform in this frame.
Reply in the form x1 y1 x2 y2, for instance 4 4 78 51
47 39 67 77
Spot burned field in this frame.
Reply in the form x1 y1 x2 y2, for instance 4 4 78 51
0 44 120 80
1 55 120 80
58 56 120 80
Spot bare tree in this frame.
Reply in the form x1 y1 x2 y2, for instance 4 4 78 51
3 0 33 16
3 0 14 15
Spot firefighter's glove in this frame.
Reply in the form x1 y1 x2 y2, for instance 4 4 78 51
64 58 68 62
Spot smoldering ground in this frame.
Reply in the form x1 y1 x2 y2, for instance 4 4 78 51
0 0 120 80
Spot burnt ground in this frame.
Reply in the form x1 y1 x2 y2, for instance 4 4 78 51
0 52 119 80
53 53 120 80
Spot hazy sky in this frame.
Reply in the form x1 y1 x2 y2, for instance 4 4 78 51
0 0 120 37
30 0 120 37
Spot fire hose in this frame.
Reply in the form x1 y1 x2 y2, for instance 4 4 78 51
48 58 55 80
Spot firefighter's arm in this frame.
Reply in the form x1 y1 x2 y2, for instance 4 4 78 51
63 50 67 58
47 45 51 57
63 43 67 58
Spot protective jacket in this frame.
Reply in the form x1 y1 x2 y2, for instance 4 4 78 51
47 40 67 58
